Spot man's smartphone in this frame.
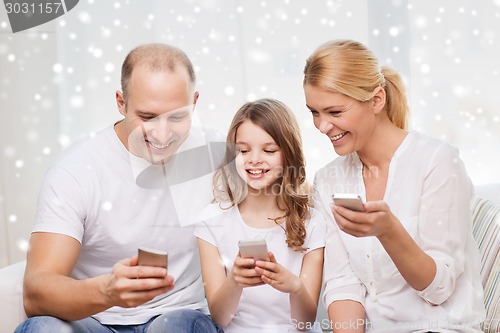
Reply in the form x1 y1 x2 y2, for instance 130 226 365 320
332 193 365 212
138 247 168 268
238 239 269 261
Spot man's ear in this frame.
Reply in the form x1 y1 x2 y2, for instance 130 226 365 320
371 87 386 114
116 90 126 116
193 91 200 106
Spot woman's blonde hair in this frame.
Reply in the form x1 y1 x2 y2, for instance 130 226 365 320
303 39 409 129
213 98 310 251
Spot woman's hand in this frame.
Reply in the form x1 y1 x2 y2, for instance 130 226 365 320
254 252 302 294
332 200 399 239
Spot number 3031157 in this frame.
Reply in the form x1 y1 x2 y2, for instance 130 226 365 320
5 2 63 14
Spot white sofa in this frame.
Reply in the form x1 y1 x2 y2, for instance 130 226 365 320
0 260 27 332
1 184 499 333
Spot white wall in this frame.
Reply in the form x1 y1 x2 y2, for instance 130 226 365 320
1 0 500 266
0 17 61 265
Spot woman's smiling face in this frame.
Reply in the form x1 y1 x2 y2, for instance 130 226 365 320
304 84 376 156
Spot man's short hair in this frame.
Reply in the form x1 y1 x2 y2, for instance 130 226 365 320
121 43 196 100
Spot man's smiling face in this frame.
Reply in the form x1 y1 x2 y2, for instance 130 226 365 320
116 64 198 164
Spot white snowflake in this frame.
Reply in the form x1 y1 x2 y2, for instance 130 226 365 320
224 86 235 96
78 11 92 24
53 63 63 73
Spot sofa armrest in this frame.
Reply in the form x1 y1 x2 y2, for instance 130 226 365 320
471 196 500 333
0 260 27 332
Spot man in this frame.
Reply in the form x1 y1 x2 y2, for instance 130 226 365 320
15 44 224 333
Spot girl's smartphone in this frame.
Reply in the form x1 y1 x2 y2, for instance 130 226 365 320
332 193 365 212
138 247 168 268
238 239 269 261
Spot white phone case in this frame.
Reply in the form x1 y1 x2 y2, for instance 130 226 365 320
238 239 269 261
138 247 168 268
332 193 365 212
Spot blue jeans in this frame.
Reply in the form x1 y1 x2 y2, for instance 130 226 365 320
14 309 224 333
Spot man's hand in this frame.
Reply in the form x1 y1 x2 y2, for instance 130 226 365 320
101 255 175 308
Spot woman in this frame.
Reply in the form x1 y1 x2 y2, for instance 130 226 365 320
304 39 485 332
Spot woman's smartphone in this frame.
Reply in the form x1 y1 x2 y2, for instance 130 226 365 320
238 239 269 261
138 247 168 268
332 193 365 212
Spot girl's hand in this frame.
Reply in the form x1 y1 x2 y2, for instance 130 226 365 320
230 253 265 287
254 252 302 294
332 200 399 239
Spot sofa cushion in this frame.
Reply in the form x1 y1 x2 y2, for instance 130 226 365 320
0 260 27 332
471 196 500 333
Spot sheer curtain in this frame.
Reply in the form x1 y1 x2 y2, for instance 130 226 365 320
1 0 499 265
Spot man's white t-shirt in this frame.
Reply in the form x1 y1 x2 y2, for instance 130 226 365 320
194 204 326 333
32 124 224 325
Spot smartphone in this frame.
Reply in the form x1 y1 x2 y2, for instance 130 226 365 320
138 247 168 268
238 239 269 261
332 193 365 212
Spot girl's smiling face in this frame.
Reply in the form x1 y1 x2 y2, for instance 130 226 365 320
235 120 283 194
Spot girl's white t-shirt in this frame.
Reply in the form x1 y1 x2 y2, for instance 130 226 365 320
194 204 326 333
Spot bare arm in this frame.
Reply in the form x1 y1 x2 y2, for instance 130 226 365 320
197 238 242 326
289 248 324 326
328 300 365 333
197 238 263 327
23 232 174 320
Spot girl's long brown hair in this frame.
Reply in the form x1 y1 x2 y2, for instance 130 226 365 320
213 98 310 251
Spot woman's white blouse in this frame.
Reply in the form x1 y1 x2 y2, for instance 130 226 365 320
315 131 485 332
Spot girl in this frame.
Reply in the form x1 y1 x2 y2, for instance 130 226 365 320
304 39 485 332
194 98 326 333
